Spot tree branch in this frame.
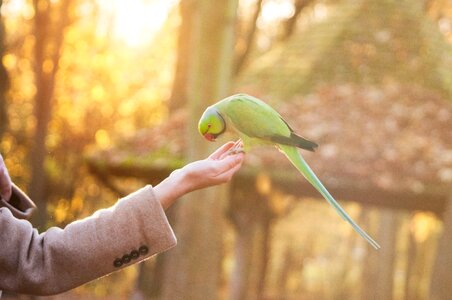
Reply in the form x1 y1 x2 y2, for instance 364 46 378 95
234 0 263 76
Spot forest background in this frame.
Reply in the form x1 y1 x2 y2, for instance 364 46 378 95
0 0 451 299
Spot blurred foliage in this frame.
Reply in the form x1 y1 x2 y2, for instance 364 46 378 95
2 0 177 216
242 0 452 99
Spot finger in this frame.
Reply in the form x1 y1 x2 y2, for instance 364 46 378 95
213 158 243 183
218 150 229 160
209 141 236 160
212 152 244 176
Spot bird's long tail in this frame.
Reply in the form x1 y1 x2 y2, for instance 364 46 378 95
279 145 381 250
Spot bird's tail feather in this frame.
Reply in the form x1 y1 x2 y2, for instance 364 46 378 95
279 145 381 250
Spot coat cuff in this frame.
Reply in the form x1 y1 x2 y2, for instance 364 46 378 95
106 185 177 271
135 185 178 255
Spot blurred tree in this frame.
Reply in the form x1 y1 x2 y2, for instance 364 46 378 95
276 245 301 298
234 0 315 76
234 0 263 76
160 0 238 299
29 0 73 228
427 2 452 294
280 0 314 41
430 197 452 300
405 226 417 299
229 190 274 300
0 0 9 139
373 210 399 300
405 213 440 300
167 0 193 113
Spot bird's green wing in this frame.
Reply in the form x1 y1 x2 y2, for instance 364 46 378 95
216 94 317 151
215 94 291 140
279 144 381 249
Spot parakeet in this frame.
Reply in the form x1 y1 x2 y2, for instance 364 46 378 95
198 93 380 249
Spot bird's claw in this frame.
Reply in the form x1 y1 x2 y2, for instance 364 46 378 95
227 138 245 155
228 148 245 155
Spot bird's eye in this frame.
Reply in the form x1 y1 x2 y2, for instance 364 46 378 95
207 124 211 128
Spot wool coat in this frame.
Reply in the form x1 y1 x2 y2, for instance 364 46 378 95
0 184 177 296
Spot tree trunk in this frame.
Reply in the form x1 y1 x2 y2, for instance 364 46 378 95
233 0 262 76
376 209 399 300
257 216 272 299
430 196 452 300
405 227 417 300
228 191 273 300
230 220 265 300
0 0 9 139
276 246 297 298
362 208 399 300
167 0 194 113
280 0 313 41
161 0 238 299
29 0 71 229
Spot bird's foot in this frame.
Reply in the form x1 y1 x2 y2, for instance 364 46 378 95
228 148 245 155
227 138 245 155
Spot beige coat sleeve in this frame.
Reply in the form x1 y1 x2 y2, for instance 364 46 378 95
0 185 177 296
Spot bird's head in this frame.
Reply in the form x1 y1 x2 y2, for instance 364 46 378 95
198 106 226 142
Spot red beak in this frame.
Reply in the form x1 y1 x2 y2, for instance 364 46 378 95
204 133 216 142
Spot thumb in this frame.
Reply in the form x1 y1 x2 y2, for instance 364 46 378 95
213 158 243 183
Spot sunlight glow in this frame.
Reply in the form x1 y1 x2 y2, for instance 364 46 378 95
260 0 295 22
1 0 34 20
98 0 178 47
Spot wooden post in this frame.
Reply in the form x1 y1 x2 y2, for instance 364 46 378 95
429 195 452 300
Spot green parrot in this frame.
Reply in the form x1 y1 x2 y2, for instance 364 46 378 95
198 93 380 249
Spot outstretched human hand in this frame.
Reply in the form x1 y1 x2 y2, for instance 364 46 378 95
154 141 245 210
0 153 12 202
177 140 244 191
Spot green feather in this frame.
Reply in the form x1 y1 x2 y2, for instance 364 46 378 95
279 144 381 249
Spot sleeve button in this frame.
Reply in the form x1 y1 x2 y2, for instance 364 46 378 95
139 245 149 255
130 250 139 260
122 254 131 264
113 258 123 268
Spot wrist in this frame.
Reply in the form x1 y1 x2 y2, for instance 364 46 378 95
153 168 191 210
168 168 192 195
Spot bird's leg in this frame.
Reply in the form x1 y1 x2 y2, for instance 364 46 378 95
227 138 245 155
